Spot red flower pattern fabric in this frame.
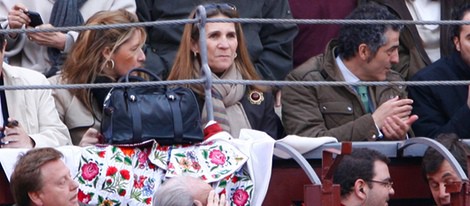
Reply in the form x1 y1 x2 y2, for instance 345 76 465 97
77 136 253 206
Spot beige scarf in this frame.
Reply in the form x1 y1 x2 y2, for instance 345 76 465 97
201 63 252 138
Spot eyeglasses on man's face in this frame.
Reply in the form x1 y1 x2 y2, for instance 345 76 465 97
369 179 394 189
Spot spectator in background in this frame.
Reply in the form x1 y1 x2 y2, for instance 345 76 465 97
422 133 470 206
0 0 136 77
153 175 228 206
370 0 466 80
333 148 395 206
288 0 363 67
0 26 70 148
50 9 146 145
136 0 298 82
167 3 284 139
10 147 79 206
408 3 470 139
282 3 418 141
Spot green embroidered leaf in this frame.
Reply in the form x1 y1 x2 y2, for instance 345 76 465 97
124 156 132 165
112 146 118 153
246 185 253 190
98 195 104 203
174 153 186 157
203 150 208 158
219 180 227 187
93 176 99 188
78 177 85 184
115 156 123 162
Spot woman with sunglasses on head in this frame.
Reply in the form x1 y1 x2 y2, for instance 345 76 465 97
49 9 146 146
168 3 284 139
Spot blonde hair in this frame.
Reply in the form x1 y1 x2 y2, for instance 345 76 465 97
167 5 263 95
61 9 146 111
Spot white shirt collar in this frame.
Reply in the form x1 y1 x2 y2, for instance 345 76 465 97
335 55 360 83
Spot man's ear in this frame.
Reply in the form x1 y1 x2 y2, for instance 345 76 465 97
454 36 461 52
354 179 368 199
358 43 370 61
28 191 43 206
193 200 203 206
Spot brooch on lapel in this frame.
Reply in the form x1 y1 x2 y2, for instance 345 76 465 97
248 90 264 105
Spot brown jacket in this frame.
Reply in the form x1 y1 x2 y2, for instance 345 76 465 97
282 41 407 141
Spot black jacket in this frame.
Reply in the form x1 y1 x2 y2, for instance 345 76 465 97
409 52 470 139
197 91 284 139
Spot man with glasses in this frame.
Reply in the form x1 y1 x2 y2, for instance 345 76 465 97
333 148 395 206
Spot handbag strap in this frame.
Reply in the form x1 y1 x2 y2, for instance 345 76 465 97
167 90 184 142
127 91 143 143
124 68 162 82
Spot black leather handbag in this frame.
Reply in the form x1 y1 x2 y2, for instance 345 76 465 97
101 68 204 145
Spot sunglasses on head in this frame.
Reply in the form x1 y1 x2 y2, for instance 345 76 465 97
203 3 237 12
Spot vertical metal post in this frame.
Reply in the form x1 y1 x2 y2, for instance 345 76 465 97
195 5 214 121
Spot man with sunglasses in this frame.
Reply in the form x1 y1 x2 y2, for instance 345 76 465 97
333 148 395 206
135 0 298 82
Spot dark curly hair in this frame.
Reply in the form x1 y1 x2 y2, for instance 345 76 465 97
338 2 402 60
422 133 470 179
451 2 470 39
333 148 390 198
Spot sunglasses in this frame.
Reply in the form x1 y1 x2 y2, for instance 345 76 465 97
203 3 237 12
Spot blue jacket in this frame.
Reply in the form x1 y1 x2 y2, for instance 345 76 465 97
409 52 470 138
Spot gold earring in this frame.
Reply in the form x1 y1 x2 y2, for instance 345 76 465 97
106 59 115 69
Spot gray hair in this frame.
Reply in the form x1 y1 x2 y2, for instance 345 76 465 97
153 176 196 206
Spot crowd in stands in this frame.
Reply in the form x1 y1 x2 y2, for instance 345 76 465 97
1 0 470 205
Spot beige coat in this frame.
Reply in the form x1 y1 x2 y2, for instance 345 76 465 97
3 62 71 147
49 75 100 145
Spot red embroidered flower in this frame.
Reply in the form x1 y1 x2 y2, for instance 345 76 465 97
159 145 170 151
145 198 152 204
231 176 238 183
81 162 99 181
78 190 91 203
106 166 118 176
118 189 126 196
98 151 106 158
120 169 130 180
133 175 147 189
192 161 201 171
233 189 249 206
209 150 226 165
